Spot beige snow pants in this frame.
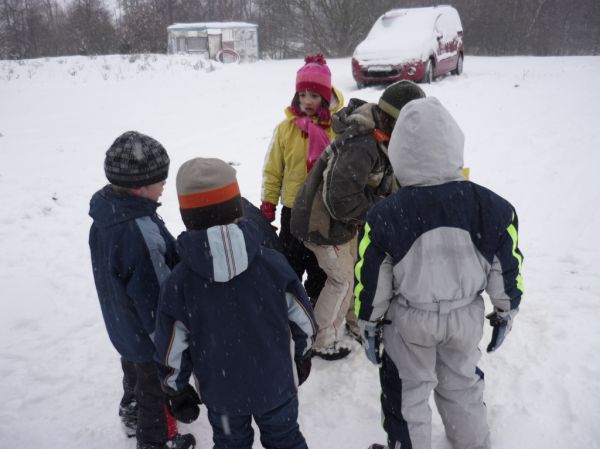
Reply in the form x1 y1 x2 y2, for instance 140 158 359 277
304 237 358 350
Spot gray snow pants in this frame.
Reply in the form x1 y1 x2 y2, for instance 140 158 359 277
381 296 491 449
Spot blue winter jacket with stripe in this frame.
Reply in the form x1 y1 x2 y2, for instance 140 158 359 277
355 97 523 323
154 219 317 415
89 185 178 363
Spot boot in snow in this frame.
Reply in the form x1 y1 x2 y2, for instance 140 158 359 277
119 401 137 438
313 343 351 360
137 433 196 449
368 445 386 449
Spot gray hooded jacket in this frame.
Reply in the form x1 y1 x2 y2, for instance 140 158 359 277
355 97 523 323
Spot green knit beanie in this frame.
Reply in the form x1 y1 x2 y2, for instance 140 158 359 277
378 80 426 119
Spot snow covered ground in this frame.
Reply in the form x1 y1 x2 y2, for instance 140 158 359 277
1 53 599 449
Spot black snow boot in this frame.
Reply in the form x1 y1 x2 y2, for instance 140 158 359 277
313 343 351 361
368 445 386 449
137 433 196 449
119 401 137 438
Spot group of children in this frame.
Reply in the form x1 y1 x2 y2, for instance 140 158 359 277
89 55 524 449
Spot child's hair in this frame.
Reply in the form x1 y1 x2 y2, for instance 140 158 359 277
375 106 397 136
110 184 134 195
289 93 331 123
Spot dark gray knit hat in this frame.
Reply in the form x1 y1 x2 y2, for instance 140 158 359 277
378 80 426 119
104 131 170 188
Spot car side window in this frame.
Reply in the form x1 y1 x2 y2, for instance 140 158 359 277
434 14 444 39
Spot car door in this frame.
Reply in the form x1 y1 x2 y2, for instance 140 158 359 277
434 12 458 74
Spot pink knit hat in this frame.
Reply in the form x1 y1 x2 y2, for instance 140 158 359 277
296 54 332 104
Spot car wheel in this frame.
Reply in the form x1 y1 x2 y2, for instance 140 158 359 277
421 60 433 84
356 81 365 89
451 53 463 76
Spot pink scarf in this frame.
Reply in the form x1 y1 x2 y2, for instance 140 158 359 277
294 115 330 171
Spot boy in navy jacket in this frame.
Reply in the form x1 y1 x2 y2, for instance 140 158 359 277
89 131 195 449
154 158 317 449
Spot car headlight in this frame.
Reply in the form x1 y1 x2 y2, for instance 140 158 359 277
407 66 416 75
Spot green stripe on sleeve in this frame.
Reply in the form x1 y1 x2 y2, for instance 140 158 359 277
507 213 524 295
354 222 372 316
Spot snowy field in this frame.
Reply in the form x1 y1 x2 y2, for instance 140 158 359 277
1 53 600 449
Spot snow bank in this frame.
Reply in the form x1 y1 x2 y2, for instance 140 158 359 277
0 53 219 84
1 54 600 449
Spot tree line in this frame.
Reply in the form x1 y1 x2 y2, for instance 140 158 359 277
1 0 598 60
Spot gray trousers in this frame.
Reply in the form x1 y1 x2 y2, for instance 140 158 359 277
382 297 491 449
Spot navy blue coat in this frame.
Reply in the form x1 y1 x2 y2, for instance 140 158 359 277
154 220 317 415
241 197 283 252
89 185 178 362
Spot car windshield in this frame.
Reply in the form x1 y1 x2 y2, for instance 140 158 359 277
365 9 437 42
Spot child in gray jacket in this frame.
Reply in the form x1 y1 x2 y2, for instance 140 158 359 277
355 98 523 449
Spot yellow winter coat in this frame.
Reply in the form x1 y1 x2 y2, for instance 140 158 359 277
261 87 344 208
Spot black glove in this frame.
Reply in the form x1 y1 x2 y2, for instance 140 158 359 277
295 351 312 386
165 384 201 423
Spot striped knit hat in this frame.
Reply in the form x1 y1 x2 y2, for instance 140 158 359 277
296 54 332 104
176 158 243 230
104 131 169 188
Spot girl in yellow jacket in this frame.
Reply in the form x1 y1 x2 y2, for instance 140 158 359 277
261 54 344 303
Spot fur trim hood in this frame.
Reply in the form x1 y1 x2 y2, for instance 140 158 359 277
332 98 379 139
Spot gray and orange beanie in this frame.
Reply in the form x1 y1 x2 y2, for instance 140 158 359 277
176 158 243 230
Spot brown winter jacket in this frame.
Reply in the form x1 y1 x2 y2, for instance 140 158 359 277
291 99 395 246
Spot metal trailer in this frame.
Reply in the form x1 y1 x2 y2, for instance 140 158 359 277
167 22 258 63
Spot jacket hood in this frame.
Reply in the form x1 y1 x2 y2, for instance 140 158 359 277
89 185 159 228
176 219 262 282
332 99 378 138
329 86 345 113
389 97 465 187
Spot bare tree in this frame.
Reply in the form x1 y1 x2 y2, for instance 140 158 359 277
65 0 115 54
2 0 598 59
253 0 397 58
1 0 36 58
117 0 168 52
0 0 69 59
253 0 301 58
297 0 398 57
